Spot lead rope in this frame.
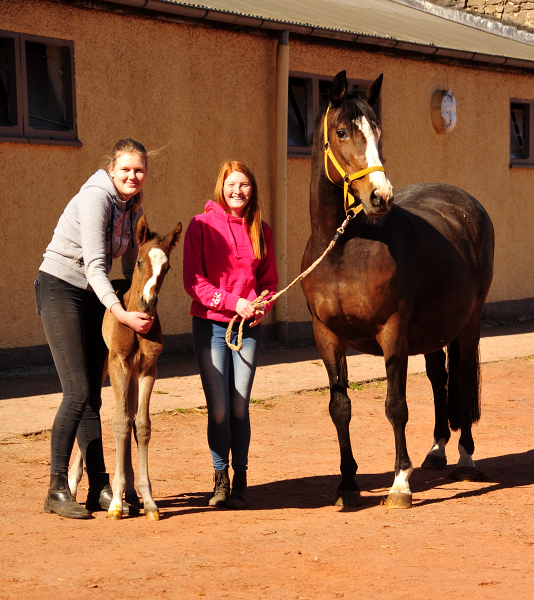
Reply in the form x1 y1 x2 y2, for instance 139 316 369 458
225 212 358 351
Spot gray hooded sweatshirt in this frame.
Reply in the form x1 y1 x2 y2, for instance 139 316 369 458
39 169 143 310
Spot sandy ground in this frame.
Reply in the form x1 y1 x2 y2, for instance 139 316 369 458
0 330 533 599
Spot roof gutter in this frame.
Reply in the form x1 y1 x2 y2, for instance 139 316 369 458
108 0 534 71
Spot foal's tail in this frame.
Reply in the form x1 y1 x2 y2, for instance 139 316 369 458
446 338 481 431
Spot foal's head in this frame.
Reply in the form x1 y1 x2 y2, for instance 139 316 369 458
322 70 394 218
132 215 182 314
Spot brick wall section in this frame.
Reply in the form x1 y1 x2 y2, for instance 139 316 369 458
430 1 534 29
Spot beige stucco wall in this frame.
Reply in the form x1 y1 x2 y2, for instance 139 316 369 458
1 0 533 356
0 0 277 351
287 39 534 324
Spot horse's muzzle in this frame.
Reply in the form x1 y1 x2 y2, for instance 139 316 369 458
364 189 393 217
140 295 158 313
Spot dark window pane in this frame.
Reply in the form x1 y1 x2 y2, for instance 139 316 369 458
0 38 15 127
26 41 67 130
511 103 527 159
319 79 332 108
288 77 308 147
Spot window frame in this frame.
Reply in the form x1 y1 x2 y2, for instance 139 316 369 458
510 99 534 168
0 30 80 146
288 71 380 159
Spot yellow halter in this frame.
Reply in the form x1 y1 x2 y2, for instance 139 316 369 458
323 106 385 217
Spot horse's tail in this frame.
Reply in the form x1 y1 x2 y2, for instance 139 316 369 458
446 338 481 431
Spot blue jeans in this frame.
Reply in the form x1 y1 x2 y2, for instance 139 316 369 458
36 271 107 477
192 316 262 472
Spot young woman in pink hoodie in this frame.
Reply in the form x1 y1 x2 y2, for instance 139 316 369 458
183 160 278 509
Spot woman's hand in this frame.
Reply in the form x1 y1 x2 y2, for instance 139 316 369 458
110 303 154 334
236 298 265 327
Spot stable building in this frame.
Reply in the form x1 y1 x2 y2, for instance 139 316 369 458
1 0 534 368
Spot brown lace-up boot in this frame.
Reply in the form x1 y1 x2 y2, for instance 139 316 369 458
44 474 91 519
208 468 230 507
225 470 247 510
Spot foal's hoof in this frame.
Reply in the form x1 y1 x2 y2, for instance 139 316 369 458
145 509 160 521
107 510 123 520
381 493 412 509
334 490 362 507
451 466 482 482
421 453 447 470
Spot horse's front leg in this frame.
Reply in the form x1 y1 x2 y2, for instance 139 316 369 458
136 363 159 520
378 323 413 509
108 363 136 520
68 448 84 499
313 317 361 507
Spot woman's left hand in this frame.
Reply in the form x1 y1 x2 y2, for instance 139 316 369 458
249 307 266 327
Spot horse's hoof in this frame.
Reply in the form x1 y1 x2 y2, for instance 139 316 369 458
107 510 123 520
381 493 412 509
421 454 447 470
451 466 482 482
334 490 362 507
145 510 160 521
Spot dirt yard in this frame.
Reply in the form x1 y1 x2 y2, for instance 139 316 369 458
1 356 533 599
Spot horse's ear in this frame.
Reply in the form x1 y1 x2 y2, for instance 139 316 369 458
367 74 383 107
136 215 150 247
164 222 182 251
330 71 348 108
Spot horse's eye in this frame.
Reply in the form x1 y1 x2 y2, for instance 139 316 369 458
137 260 142 268
336 130 348 140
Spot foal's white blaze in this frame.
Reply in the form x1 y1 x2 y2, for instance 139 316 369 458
354 116 393 200
457 443 476 468
142 248 167 302
389 461 414 495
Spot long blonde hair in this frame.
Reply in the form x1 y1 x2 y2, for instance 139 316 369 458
214 160 267 260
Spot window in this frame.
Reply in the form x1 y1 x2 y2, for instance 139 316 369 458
510 100 534 167
288 72 380 158
0 30 79 145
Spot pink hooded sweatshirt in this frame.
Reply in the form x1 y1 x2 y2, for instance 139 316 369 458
183 200 278 323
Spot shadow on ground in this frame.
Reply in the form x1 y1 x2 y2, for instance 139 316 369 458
152 449 534 519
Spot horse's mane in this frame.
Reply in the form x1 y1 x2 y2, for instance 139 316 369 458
315 88 380 135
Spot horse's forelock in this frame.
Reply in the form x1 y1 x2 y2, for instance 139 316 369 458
315 89 379 136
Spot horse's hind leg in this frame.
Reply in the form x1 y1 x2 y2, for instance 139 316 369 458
313 318 361 507
421 349 450 469
68 448 84 499
449 313 483 482
136 364 159 520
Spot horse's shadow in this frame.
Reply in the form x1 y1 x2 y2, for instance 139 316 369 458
155 449 534 517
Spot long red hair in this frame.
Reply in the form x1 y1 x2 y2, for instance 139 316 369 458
214 160 266 260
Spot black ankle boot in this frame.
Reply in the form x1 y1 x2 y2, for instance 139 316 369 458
44 474 90 519
86 473 138 515
226 470 247 510
209 469 230 507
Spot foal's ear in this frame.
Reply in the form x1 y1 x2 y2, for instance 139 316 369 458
367 74 383 107
164 222 182 251
330 70 348 108
136 215 151 247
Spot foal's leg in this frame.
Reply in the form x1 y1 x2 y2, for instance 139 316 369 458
378 320 413 509
68 448 84 498
421 349 450 469
108 364 137 519
313 317 361 506
135 363 159 520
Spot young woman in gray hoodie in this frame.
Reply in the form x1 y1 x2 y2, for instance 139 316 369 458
36 138 154 519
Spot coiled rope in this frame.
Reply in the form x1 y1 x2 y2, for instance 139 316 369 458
225 212 356 351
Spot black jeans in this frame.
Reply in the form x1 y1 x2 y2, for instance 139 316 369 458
36 271 107 477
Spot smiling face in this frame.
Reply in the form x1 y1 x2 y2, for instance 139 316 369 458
222 170 252 218
108 152 147 201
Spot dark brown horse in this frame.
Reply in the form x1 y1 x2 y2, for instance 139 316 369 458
301 71 494 508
